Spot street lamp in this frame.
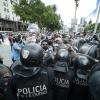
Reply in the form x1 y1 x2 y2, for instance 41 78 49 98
74 0 80 19
73 0 80 34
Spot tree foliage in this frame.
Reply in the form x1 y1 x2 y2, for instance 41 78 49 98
42 5 61 31
13 0 31 22
13 0 61 32
84 22 100 33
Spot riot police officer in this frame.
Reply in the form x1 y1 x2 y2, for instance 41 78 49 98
88 63 100 100
69 54 96 100
0 64 14 100
11 43 54 100
0 55 3 64
53 48 74 100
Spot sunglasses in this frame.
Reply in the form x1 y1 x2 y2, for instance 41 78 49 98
43 44 48 45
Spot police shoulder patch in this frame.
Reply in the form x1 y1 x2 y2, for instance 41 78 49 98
22 50 29 59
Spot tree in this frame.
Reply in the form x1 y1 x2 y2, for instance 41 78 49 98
52 4 57 12
30 0 47 30
13 0 62 32
42 5 61 32
88 20 92 24
30 2 61 31
13 0 31 22
84 23 95 32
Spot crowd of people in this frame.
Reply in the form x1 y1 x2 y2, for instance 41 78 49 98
0 30 100 100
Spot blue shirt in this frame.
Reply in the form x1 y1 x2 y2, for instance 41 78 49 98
12 42 22 61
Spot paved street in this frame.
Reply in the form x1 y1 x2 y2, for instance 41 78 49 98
0 37 12 67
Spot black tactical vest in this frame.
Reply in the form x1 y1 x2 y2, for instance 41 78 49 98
53 69 74 100
69 69 90 100
12 68 53 100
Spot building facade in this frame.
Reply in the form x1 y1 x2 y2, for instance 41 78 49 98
71 18 78 32
0 0 27 32
80 17 85 25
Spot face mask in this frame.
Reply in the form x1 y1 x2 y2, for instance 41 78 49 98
43 46 48 50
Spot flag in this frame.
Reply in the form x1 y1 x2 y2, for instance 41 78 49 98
86 0 100 18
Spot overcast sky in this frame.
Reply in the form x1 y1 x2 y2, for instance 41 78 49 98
41 0 97 25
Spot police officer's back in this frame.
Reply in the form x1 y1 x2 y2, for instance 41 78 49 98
53 48 74 100
0 64 14 100
88 63 100 100
11 43 54 100
69 54 96 100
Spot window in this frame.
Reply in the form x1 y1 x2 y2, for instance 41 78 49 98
5 15 7 19
3 2 8 7
7 9 9 12
7 15 10 19
6 4 8 7
10 0 14 4
4 8 9 12
0 13 1 18
10 0 13 4
3 2 6 6
4 8 6 11
13 17 14 21
5 15 10 20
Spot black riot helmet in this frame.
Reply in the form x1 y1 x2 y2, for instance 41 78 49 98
93 34 98 41
88 63 100 100
79 44 92 54
74 55 90 71
20 43 43 69
55 48 69 62
0 64 12 77
79 44 97 59
0 64 12 99
54 48 69 72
